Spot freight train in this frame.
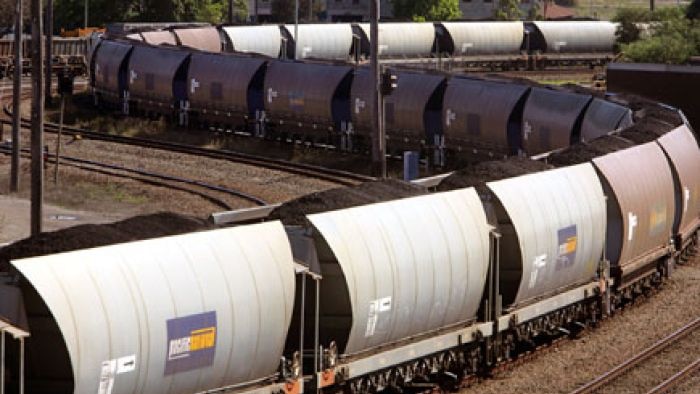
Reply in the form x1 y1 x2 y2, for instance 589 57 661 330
91 35 631 164
0 117 698 394
0 36 92 79
115 20 617 69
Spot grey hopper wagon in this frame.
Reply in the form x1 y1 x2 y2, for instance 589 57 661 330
222 25 283 58
7 223 297 394
186 52 267 126
656 125 700 249
484 163 607 309
592 142 676 287
305 188 491 357
521 87 592 156
441 77 530 160
437 21 525 56
263 60 354 143
127 44 191 114
173 27 222 53
282 23 354 60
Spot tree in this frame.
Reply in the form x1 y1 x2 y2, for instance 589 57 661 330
494 0 522 21
270 0 321 22
687 0 700 20
391 0 461 21
0 0 31 30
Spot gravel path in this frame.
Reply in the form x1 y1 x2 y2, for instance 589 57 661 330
468 253 700 394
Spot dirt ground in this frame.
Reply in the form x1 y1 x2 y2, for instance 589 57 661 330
468 252 700 394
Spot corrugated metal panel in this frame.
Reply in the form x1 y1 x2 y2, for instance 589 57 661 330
140 30 177 46
442 77 529 150
439 22 524 55
173 27 222 53
283 23 353 59
93 40 133 93
128 45 190 102
486 163 606 308
308 188 491 356
522 87 592 155
264 61 353 124
222 25 282 58
656 125 700 240
580 98 633 142
356 22 435 58
11 223 296 394
532 21 616 53
187 52 266 114
592 142 675 268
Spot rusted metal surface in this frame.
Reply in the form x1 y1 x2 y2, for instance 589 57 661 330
580 98 633 142
93 40 133 94
442 77 529 154
128 45 190 102
607 62 700 130
522 87 592 155
173 27 222 53
187 52 266 116
592 142 675 270
139 30 177 46
264 60 353 126
656 125 700 241
438 21 524 55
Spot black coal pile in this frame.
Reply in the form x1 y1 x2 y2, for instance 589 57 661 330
269 179 427 225
436 157 553 192
548 135 635 166
0 212 211 271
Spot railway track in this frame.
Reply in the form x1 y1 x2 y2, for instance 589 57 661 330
570 316 700 394
1 102 375 187
0 144 266 210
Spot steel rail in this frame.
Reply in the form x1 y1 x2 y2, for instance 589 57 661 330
645 357 700 394
0 145 267 209
570 317 700 394
1 102 374 187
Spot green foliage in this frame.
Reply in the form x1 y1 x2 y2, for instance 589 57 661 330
493 0 522 21
616 5 700 64
52 0 246 29
270 0 321 22
391 0 461 22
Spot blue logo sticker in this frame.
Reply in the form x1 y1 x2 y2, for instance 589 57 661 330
164 311 217 375
556 225 577 270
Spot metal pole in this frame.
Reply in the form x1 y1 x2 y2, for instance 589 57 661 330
10 0 22 193
19 337 24 394
45 0 53 106
314 277 320 374
254 0 258 23
84 0 88 29
228 0 234 24
308 0 312 21
650 0 655 11
299 274 306 381
1 330 5 394
31 0 45 236
370 0 385 178
294 0 299 59
54 94 64 183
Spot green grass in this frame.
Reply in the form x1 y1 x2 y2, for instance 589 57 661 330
571 0 689 20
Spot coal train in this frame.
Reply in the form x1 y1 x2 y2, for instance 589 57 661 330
91 34 630 164
116 21 617 69
0 115 697 393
